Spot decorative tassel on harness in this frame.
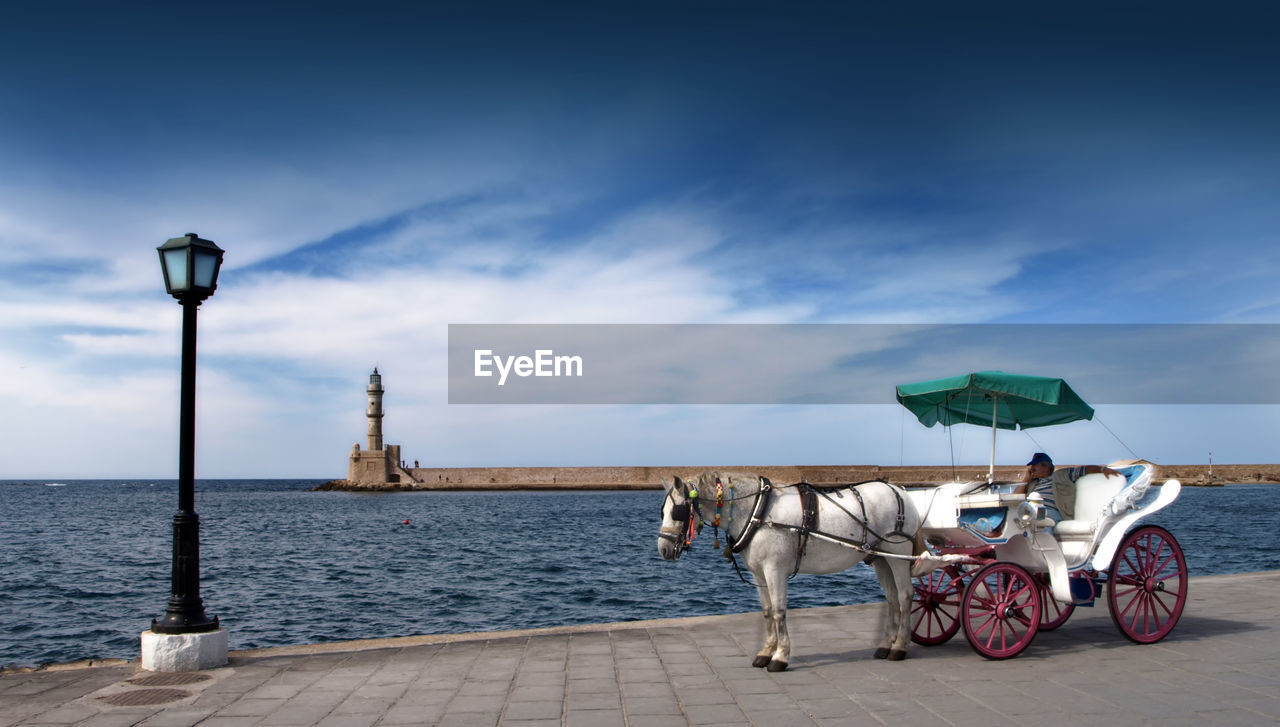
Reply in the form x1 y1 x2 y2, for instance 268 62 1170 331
684 486 699 547
713 477 724 549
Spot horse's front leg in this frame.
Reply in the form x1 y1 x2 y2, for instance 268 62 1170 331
753 574 776 669
761 562 791 671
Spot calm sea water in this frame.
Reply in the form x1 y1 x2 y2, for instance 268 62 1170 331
0 480 1275 669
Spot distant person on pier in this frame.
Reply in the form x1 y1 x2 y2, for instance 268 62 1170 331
1018 452 1124 521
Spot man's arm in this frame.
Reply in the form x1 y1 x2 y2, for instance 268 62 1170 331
1016 466 1034 494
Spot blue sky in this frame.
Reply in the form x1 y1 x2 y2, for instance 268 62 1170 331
2 2 1278 478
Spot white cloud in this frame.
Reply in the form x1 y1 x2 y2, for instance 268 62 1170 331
0 209 816 476
3 182 1276 477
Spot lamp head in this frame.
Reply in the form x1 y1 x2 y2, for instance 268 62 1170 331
157 233 224 303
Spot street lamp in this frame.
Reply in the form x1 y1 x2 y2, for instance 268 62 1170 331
157 232 224 304
143 233 226 671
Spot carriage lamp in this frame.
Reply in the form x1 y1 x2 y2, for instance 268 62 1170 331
1015 501 1038 529
143 233 227 671
1016 493 1046 530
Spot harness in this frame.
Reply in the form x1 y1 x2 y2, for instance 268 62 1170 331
662 475 920 585
806 481 910 551
795 486 819 574
727 477 772 553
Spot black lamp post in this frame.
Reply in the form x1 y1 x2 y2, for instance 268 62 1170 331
152 233 224 634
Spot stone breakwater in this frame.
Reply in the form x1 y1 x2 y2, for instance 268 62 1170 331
314 463 1280 491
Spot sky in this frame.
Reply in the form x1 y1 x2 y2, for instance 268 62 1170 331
2 2 1278 478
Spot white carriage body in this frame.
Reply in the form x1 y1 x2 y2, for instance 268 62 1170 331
907 462 1181 605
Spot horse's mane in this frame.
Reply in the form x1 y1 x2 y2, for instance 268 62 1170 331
690 470 766 493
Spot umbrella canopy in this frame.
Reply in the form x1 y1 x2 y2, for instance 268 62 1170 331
896 371 1094 481
896 371 1094 430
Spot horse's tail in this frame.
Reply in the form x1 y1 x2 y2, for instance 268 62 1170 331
913 527 927 558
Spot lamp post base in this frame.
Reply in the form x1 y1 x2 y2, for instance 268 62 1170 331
140 628 228 672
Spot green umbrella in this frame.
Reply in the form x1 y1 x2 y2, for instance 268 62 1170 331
895 371 1095 480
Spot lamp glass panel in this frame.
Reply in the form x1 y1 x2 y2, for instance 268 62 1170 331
193 250 219 288
162 248 189 291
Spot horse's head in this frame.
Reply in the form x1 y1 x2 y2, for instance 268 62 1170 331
657 474 703 560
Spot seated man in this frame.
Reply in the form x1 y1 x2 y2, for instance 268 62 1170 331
1018 452 1123 521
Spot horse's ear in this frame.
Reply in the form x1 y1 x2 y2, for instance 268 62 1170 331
672 475 684 488
661 477 674 491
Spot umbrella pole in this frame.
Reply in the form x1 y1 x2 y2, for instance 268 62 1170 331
988 396 998 483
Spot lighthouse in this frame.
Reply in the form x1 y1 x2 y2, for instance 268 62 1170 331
367 367 384 451
347 368 406 486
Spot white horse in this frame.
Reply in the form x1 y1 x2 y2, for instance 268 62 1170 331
657 471 924 671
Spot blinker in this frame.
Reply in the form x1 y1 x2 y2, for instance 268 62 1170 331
671 502 692 523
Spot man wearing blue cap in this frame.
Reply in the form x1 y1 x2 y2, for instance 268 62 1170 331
1019 453 1124 521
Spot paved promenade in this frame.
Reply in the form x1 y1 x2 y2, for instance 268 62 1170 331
3 571 1278 726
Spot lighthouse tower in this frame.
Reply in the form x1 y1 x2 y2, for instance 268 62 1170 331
347 368 405 486
367 367 384 451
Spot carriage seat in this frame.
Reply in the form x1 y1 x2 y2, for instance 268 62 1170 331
1052 473 1128 541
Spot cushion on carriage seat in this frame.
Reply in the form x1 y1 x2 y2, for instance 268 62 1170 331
1052 473 1127 540
1053 519 1097 538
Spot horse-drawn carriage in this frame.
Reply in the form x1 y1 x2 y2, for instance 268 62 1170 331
657 372 1187 667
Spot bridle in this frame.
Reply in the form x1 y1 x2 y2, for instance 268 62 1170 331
658 478 704 557
657 474 772 586
660 475 755 558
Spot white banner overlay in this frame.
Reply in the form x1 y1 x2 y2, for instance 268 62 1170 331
447 324 1280 405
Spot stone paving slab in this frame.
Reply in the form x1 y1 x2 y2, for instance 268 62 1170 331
1 571 1277 726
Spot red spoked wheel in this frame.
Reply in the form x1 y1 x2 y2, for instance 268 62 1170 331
961 562 1041 659
1107 525 1187 644
911 565 966 645
1035 573 1076 631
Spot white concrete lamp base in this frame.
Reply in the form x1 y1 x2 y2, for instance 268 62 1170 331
140 628 228 672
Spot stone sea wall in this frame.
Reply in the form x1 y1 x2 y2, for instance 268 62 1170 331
314 463 1280 491
1148 464 1280 486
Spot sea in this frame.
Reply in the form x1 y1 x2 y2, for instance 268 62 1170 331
1 479 1276 669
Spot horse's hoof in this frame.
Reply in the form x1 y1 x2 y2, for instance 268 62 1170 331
888 649 907 661
873 647 890 659
751 655 771 668
766 660 788 672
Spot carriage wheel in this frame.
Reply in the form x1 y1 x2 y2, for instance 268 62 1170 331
1107 525 1187 644
1035 573 1076 631
911 566 965 645
961 562 1041 660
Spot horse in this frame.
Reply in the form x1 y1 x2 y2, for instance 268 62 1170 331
657 471 925 671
